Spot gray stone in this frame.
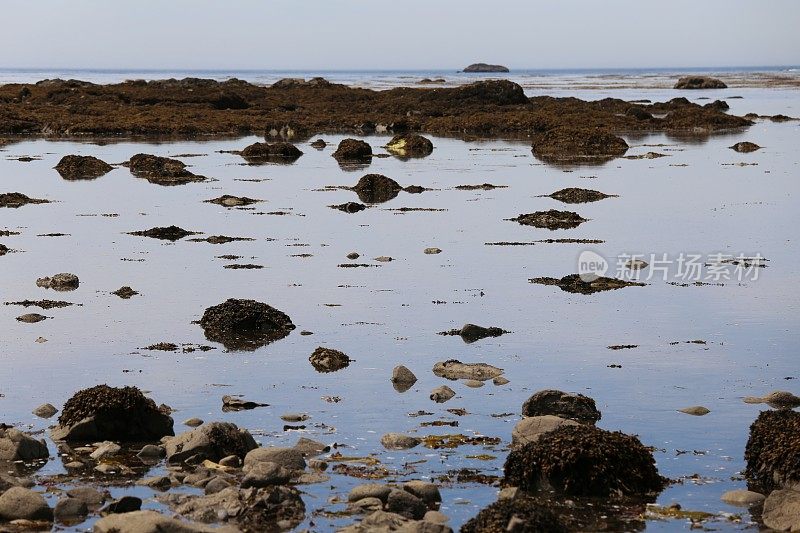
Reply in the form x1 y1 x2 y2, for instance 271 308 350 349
66 487 108 510
679 406 710 416
433 361 503 381
54 496 89 523
32 403 58 418
511 415 580 449
348 483 392 503
430 386 456 403
244 447 306 472
184 418 204 427
424 510 449 524
241 461 292 488
137 444 165 459
0 427 49 461
403 480 441 504
386 488 426 519
90 441 122 460
348 496 384 513
721 489 765 506
0 486 53 521
204 476 232 495
293 437 329 456
165 422 258 465
763 489 800 531
219 455 241 468
93 510 239 533
493 376 510 386
381 433 421 450
137 475 172 491
392 365 418 385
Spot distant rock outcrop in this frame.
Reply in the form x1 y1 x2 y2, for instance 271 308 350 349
463 63 510 73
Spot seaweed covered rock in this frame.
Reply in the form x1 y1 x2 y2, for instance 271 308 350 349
205 195 262 207
730 141 761 153
0 427 49 461
352 174 402 204
531 128 628 164
36 272 79 291
674 76 727 89
529 274 645 295
504 424 664 497
127 225 200 241
330 201 367 213
333 139 373 163
548 188 613 204
385 134 434 158
745 409 800 492
461 497 566 533
124 154 206 185
463 63 510 73
239 142 302 164
164 422 258 465
433 360 504 381
199 298 295 351
0 192 50 208
309 346 352 373
52 385 174 442
521 389 601 424
55 155 113 180
446 80 527 105
439 323 507 343
510 210 587 230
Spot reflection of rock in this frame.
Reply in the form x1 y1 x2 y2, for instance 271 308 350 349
522 389 601 424
391 366 418 393
55 155 113 180
239 142 302 164
199 298 295 351
433 360 504 381
52 385 174 442
0 427 49 461
352 174 402 204
333 139 373 163
530 274 645 295
385 134 433 158
309 346 351 373
745 409 800 492
674 76 727 89
510 210 587 230
124 154 206 185
165 422 258 465
531 128 628 165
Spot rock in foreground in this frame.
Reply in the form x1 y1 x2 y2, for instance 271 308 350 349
462 497 566 533
199 298 295 351
0 427 49 461
94 510 239 533
745 409 800 492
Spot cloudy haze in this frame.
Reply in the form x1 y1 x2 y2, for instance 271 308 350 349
1 0 798 70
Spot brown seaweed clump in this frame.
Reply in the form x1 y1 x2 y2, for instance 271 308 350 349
127 225 200 241
522 389 601 424
730 141 761 153
309 346 352 373
504 424 665 497
674 76 727 89
548 188 613 204
54 155 113 180
510 210 587 230
385 134 434 158
744 409 800 492
352 174 403 204
239 142 302 164
124 154 207 185
199 298 295 351
461 497 567 533
55 385 174 441
530 274 645 295
332 139 373 162
531 128 628 164
0 192 50 208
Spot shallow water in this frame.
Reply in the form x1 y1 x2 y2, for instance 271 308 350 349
0 88 798 531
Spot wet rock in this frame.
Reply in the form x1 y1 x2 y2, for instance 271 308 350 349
403 480 441 505
529 274 645 295
128 225 200 241
240 142 302 164
433 360 504 381
137 475 172 491
205 195 262 207
0 486 52 521
55 155 113 180
380 433 421 450
439 324 508 343
730 141 761 153
352 173 402 204
430 386 456 403
720 489 765 506
5 299 73 309
165 422 257 465
424 247 442 254
493 376 510 386
548 187 613 204
349 484 392 503
333 139 373 163
504 424 664 497
94 509 239 533
744 390 800 408
346 252 360 260
391 365 418 392
242 461 292 488
309 346 352 373
385 134 434 158
463 63 509 73
112 286 138 299
386 488 427 519
16 312 48 323
90 441 122 460
244 447 306 472
330 201 367 213
745 409 800 492
512 415 580 449
678 406 710 416
66 487 108 510
626 259 648 270
339 509 452 533
189 235 255 244
293 437 328 457
510 210 587 230
100 496 142 514
0 426 49 461
32 403 58 418
674 76 727 89
124 154 206 185
0 243 8 256
54 496 88 524
375 256 393 262
348 496 383 514
204 476 232 494
0 192 50 208
136 444 165 460
531 128 628 164
522 389 601 424
222 395 269 411
36 272 79 291
762 489 800 531
310 139 326 149
199 298 295 351
52 385 174 442
183 418 204 427
462 497 567 533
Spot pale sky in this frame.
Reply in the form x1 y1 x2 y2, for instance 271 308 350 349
1 0 798 70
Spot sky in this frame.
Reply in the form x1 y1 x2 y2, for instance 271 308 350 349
0 0 798 71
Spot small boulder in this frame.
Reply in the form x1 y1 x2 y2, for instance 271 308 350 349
403 480 441 505
0 426 49 461
720 489 765 506
385 134 434 158
745 409 800 492
352 174 402 204
386 488 426 520
36 272 79 291
199 298 295 351
348 484 392 503
380 433 421 450
54 496 89 524
165 422 258 465
433 360 504 381
241 461 292 488
309 346 351 373
0 486 52 521
244 447 306 472
430 386 456 403
239 142 302 164
531 127 628 164
762 489 800 531
332 139 372 163
521 389 601 424
55 155 113 180
730 142 761 153
510 210 587 230
391 365 418 392
124 154 206 185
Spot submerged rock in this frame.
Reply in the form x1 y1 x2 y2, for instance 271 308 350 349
309 346 352 373
199 298 295 351
54 155 113 180
678 406 710 416
463 63 510 73
165 422 258 465
745 409 800 492
380 433 421 450
127 225 199 241
548 187 613 204
529 274 645 294
430 386 456 403
504 424 664 497
0 427 49 461
52 385 174 442
333 138 373 163
531 128 628 164
674 76 727 89
352 174 402 204
239 142 302 164
744 390 800 408
124 154 206 185
510 210 587 230
730 141 761 153
522 389 601 424
205 195 262 207
0 192 50 208
35 273 79 291
385 134 434 158
433 360 504 381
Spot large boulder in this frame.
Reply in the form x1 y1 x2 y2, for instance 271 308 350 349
385 134 434 158
0 486 52 521
531 127 628 164
199 298 295 351
164 422 258 465
504 424 664 497
745 410 800 492
521 389 601 424
352 174 402 204
94 510 240 533
674 76 727 89
239 142 302 164
51 385 174 442
0 427 48 461
124 154 206 185
762 489 800 532
55 155 113 180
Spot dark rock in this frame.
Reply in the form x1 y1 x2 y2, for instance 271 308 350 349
0 486 53 521
463 63 510 73
674 76 727 89
745 409 800 492
16 312 48 323
210 92 249 110
165 422 258 465
330 202 367 213
386 488 426 520
54 496 89 524
548 188 613 204
127 225 200 241
0 192 50 208
531 128 628 164
0 427 49 461
433 360 504 381
124 154 206 185
199 298 295 351
52 385 174 442
239 142 302 164
310 139 327 149
730 141 761 153
529 274 645 295
36 272 79 291
309 346 352 373
521 389 601 424
462 497 567 533
504 424 664 497
703 99 729 111
510 210 587 230
112 286 139 299
439 323 508 343
205 195 262 207
332 139 373 163
385 134 434 158
222 395 269 411
352 174 402 204
101 496 142 515
32 403 58 418
55 155 113 180
625 107 653 120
